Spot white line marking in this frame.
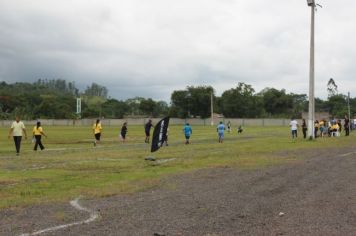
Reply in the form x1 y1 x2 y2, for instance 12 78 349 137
156 158 176 164
19 197 99 236
339 152 356 157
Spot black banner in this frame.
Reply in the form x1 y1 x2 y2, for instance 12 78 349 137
151 116 170 153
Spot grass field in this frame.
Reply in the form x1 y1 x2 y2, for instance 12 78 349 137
0 124 354 209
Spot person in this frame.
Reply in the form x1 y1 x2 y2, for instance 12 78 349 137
330 121 340 137
32 121 47 151
289 118 298 139
301 119 307 139
144 119 154 143
163 128 169 146
227 121 231 133
319 119 326 137
120 122 128 143
237 125 243 134
183 123 192 144
337 119 342 133
8 116 27 155
314 120 319 138
217 121 225 143
344 115 350 136
92 119 102 146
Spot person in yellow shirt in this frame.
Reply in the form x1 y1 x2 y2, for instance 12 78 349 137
33 121 47 151
93 119 102 146
331 122 339 137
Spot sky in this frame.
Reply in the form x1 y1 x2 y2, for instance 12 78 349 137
1 0 356 102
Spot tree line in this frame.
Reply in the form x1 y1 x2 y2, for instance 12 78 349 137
0 79 355 119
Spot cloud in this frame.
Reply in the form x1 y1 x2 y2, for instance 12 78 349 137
0 0 355 101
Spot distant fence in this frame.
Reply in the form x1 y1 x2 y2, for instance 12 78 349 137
0 118 297 127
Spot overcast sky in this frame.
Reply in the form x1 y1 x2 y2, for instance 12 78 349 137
0 0 355 101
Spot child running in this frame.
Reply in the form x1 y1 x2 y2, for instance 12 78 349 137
92 119 102 146
33 121 47 151
120 122 128 143
183 123 192 144
217 121 225 143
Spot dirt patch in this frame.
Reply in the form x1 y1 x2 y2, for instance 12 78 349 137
1 146 356 236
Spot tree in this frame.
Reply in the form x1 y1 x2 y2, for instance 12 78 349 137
327 94 347 118
170 86 215 119
139 98 156 116
101 99 129 118
220 83 263 118
170 90 190 118
260 88 294 117
186 86 214 119
84 83 108 98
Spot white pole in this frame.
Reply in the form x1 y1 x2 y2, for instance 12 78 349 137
210 92 214 126
348 92 351 132
307 3 315 139
76 98 81 115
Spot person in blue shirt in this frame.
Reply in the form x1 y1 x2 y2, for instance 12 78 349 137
217 121 225 143
183 123 192 144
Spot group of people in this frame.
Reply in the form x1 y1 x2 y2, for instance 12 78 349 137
290 115 352 139
7 117 248 155
7 116 47 155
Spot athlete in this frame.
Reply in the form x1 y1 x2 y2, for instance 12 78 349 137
33 121 47 151
217 121 225 143
144 119 154 143
92 119 102 146
183 123 192 144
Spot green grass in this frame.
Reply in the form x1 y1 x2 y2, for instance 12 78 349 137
0 124 354 209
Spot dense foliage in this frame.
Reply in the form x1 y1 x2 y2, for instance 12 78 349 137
0 80 355 119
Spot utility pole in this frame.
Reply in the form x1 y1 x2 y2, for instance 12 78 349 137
211 91 214 126
307 0 316 139
348 92 351 132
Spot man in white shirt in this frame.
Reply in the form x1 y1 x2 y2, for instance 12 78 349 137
8 116 27 155
289 118 299 139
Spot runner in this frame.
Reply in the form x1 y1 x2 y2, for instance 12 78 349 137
144 119 154 143
227 121 231 133
92 119 102 146
183 123 192 144
217 121 225 143
8 116 27 155
120 122 128 143
33 121 47 151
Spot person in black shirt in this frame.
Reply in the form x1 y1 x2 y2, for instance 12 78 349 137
120 122 128 143
344 115 350 136
144 119 154 143
302 119 307 139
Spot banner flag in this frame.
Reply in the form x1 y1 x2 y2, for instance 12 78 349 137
151 116 170 153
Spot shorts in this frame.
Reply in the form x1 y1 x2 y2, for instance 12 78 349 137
95 133 101 141
291 130 297 136
185 135 190 140
145 131 150 136
218 133 224 138
121 132 126 139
